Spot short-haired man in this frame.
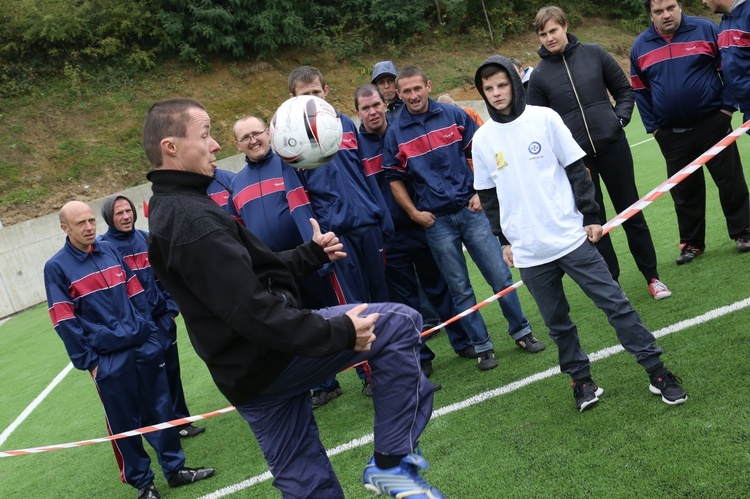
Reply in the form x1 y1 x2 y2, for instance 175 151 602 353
372 60 404 121
143 98 444 498
289 65 394 397
702 0 750 123
99 194 205 438
44 201 214 499
383 66 544 371
471 54 686 411
356 83 474 374
631 0 750 261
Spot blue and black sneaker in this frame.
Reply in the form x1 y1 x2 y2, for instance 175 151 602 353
363 453 445 498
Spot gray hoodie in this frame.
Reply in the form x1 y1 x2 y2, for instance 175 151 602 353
101 194 137 229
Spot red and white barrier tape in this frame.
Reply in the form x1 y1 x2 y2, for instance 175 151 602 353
0 407 236 458
2 119 748 458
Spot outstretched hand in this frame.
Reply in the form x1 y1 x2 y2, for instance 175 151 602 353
310 218 346 261
346 303 378 352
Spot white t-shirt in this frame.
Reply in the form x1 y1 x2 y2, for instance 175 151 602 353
473 105 587 268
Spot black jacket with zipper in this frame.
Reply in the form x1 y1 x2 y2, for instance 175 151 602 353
527 33 634 157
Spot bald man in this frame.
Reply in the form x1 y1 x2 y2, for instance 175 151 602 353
43 201 213 499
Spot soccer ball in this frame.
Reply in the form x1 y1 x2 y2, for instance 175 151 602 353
270 95 343 169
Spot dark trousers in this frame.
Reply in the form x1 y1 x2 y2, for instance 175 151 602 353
585 138 659 282
385 226 473 355
520 241 662 382
235 302 434 498
93 334 185 489
155 314 190 420
655 111 750 248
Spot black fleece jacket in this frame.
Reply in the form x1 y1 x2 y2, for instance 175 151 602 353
146 169 355 405
473 54 600 244
527 33 634 157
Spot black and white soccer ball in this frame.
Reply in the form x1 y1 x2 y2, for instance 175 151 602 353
270 95 343 170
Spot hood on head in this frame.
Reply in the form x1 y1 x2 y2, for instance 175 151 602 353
101 194 137 230
372 61 398 84
474 55 526 124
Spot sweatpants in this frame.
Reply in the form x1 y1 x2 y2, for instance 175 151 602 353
655 110 750 248
235 302 434 498
93 333 185 489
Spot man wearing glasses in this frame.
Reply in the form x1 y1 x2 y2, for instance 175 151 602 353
230 116 356 328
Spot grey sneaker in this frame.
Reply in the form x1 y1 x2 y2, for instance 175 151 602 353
571 380 603 412
477 350 498 370
312 387 343 408
515 333 546 353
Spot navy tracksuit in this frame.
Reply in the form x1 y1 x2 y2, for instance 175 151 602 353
44 239 184 489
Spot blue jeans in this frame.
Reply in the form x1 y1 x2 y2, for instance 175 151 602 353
425 207 531 353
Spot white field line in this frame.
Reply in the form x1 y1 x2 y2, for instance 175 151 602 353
0 363 74 448
630 137 655 148
197 296 750 499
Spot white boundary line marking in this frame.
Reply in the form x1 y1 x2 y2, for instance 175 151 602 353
629 137 655 148
0 363 74 447
197 296 750 499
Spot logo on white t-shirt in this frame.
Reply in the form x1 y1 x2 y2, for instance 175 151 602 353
528 141 541 155
494 151 508 170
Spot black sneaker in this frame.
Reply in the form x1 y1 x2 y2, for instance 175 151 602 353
515 333 546 353
676 245 703 265
737 238 750 254
456 346 479 358
430 381 442 392
649 367 687 405
361 379 373 397
571 380 604 412
167 467 215 488
178 424 206 438
477 350 498 370
421 359 433 378
312 387 343 408
137 483 160 499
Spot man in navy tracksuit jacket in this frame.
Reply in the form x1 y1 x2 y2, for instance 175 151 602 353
99 194 205 438
229 116 353 307
356 84 474 368
43 201 213 499
631 1 750 261
704 0 750 123
288 67 393 305
383 66 543 371
206 167 236 213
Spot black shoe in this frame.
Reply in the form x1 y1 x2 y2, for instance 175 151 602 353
137 483 160 499
737 238 750 253
676 245 703 264
167 467 215 488
312 387 344 408
572 380 603 412
421 359 433 378
649 367 687 405
477 350 498 370
361 379 373 397
456 346 479 358
515 333 546 353
430 381 442 392
178 424 206 438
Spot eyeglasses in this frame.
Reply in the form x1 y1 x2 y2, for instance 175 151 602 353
237 129 268 143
